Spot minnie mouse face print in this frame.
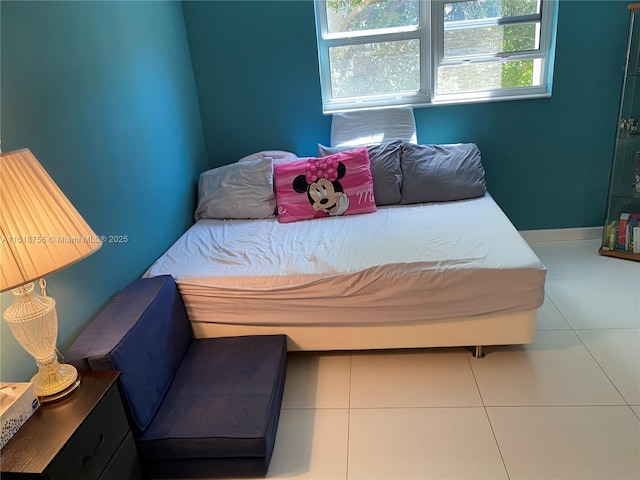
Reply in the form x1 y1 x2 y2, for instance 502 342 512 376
292 157 350 217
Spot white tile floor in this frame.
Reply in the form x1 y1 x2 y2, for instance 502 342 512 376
251 239 640 480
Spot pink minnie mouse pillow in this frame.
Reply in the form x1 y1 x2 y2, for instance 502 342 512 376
274 147 377 224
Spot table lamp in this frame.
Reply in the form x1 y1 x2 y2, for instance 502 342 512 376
0 149 102 401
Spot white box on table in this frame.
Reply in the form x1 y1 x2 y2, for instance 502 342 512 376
0 382 40 449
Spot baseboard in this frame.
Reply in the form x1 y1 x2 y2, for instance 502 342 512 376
519 227 603 243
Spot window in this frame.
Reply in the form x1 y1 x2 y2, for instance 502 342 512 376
314 0 557 113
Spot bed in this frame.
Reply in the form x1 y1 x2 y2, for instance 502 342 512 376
144 193 545 354
144 109 546 354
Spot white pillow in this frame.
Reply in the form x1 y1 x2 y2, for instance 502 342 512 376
237 150 298 164
330 107 417 148
195 158 275 220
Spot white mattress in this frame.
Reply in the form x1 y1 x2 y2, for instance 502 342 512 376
144 194 546 326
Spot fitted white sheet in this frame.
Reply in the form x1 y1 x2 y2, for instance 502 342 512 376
144 194 546 327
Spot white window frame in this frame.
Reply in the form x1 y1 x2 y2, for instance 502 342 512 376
314 0 557 113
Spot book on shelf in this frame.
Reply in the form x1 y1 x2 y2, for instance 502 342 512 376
617 213 630 250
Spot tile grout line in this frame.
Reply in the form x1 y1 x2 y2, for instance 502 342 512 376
544 290 577 332
482 408 511 480
572 329 634 409
465 349 485 407
465 350 512 480
544 279 635 408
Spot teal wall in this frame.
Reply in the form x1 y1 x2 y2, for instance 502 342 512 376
0 1 208 382
182 0 331 163
183 0 629 230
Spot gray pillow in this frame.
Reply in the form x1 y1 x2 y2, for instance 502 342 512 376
318 140 403 206
194 158 276 220
400 143 486 204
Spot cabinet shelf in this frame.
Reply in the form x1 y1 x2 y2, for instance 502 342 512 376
609 191 640 200
598 247 640 262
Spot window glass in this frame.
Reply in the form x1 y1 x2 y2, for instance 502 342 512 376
443 22 540 58
329 40 421 98
437 58 542 95
325 0 420 34
443 0 541 22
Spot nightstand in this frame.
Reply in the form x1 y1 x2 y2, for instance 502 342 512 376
0 371 142 480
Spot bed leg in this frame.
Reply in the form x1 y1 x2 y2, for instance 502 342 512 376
473 345 485 359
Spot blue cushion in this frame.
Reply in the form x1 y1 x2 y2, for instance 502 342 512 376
136 335 287 471
66 276 289 478
66 275 192 431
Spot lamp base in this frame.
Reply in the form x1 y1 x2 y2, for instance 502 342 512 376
2 281 81 401
37 376 81 403
31 357 79 400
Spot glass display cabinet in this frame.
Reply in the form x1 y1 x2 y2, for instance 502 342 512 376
599 4 640 261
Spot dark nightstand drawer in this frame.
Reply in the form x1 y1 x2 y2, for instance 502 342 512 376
98 431 142 480
47 383 129 480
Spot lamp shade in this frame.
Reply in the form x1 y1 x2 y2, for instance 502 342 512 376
0 149 102 292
